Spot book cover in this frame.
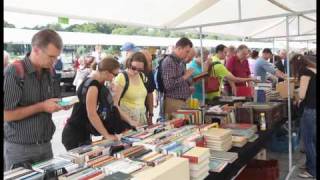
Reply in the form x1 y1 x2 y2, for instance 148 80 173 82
181 147 210 164
58 96 79 106
192 72 209 82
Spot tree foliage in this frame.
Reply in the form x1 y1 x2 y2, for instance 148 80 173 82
5 20 239 40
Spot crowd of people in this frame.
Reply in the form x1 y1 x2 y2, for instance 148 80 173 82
3 29 317 178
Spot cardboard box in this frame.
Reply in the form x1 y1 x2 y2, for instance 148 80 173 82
276 81 295 98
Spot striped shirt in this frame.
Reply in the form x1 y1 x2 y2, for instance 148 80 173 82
4 53 56 144
161 53 192 100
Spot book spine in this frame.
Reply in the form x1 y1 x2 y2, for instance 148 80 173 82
181 155 198 164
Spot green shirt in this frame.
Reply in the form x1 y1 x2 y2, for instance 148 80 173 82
206 55 230 100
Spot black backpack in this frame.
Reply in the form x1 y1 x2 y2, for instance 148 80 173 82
119 71 148 104
79 78 134 136
154 54 172 93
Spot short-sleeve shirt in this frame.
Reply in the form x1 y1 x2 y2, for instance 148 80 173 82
254 57 276 83
4 54 56 144
187 59 203 101
114 72 147 109
206 55 230 100
300 68 316 109
226 56 250 86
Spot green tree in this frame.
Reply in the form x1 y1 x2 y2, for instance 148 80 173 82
76 46 87 55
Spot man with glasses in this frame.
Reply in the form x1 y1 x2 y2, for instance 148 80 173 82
225 44 252 96
3 29 71 170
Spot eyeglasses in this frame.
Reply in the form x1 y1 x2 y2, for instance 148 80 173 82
108 71 118 77
131 66 144 72
42 49 59 61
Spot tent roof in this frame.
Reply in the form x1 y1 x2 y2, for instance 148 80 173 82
4 28 316 50
4 0 316 40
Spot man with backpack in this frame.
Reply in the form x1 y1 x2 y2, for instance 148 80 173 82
160 37 195 119
3 29 71 170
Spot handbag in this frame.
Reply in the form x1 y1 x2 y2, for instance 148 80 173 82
205 61 221 93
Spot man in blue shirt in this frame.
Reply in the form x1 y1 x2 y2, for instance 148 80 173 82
254 48 285 82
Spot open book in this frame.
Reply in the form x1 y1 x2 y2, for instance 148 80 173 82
192 72 209 82
58 96 79 106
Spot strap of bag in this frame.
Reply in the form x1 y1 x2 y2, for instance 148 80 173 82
80 78 95 104
120 71 130 102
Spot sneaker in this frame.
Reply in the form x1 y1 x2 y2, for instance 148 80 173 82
298 171 315 178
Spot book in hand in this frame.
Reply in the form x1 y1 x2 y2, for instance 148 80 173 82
192 72 209 82
58 96 79 106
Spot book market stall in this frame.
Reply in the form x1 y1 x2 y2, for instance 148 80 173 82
4 0 316 179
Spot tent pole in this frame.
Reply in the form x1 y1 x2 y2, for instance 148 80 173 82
285 15 295 180
199 26 205 106
272 38 275 66
238 0 242 20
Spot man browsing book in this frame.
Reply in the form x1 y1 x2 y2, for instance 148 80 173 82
3 29 72 170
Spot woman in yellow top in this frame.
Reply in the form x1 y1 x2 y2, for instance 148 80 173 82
113 52 148 125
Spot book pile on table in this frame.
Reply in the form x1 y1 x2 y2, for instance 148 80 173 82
267 90 281 100
66 145 110 165
121 124 167 144
172 109 204 125
208 159 228 173
4 167 44 180
101 158 146 176
210 150 238 164
203 128 233 151
58 167 103 180
219 96 246 102
182 147 210 180
221 123 258 146
32 157 80 179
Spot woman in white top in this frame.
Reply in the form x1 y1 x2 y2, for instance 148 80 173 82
248 50 259 77
73 56 95 90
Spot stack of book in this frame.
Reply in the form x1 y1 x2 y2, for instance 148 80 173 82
58 167 104 180
114 145 146 159
67 145 109 165
203 128 233 151
32 157 79 178
133 157 190 180
231 136 247 147
208 159 228 173
159 141 193 157
101 158 146 176
172 109 204 125
210 150 238 164
132 151 173 167
181 147 210 180
221 123 258 147
4 167 44 180
85 155 116 168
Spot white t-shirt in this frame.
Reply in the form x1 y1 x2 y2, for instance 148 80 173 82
248 58 256 77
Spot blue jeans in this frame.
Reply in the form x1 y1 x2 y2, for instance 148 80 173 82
300 107 316 177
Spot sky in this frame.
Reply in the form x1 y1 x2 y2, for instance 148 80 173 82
4 12 89 28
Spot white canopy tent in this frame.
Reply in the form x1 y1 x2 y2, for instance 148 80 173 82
4 0 316 41
4 28 316 50
4 0 316 179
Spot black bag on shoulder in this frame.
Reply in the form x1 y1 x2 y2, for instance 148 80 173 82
80 78 134 136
